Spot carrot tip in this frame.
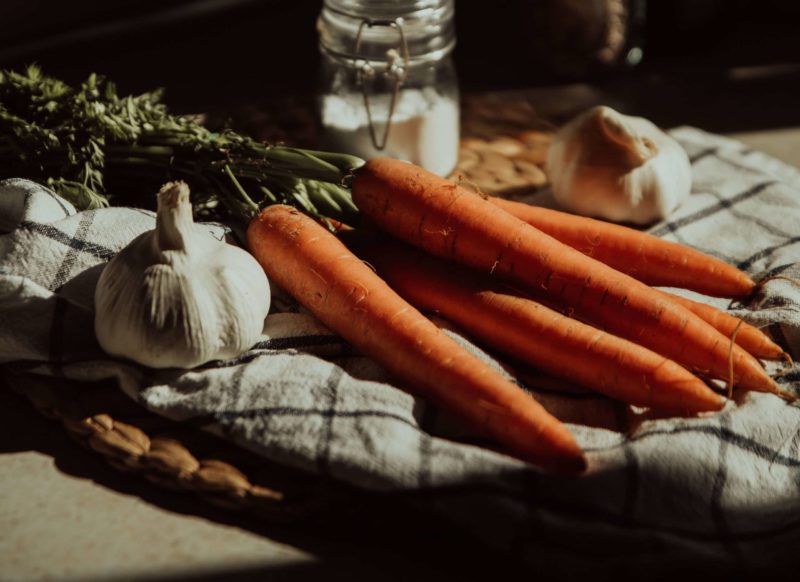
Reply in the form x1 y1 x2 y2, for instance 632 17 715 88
543 450 588 476
563 453 589 476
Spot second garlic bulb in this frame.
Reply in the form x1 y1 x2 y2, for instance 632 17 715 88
547 106 692 225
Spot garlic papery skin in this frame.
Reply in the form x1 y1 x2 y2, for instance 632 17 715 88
94 181 270 368
547 105 692 225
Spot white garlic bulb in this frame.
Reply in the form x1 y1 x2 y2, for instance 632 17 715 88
94 181 270 368
547 105 692 225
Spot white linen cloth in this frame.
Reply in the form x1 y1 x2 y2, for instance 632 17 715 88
2 128 800 577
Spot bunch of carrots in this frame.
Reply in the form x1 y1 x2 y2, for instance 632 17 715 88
245 158 790 475
2 70 786 473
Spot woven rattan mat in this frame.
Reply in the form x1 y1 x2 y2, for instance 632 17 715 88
4 94 555 521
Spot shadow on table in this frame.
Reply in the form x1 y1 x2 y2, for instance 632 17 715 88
0 386 527 582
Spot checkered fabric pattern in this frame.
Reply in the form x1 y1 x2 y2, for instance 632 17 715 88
2 127 800 577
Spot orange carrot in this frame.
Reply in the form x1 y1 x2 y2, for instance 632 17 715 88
246 205 586 474
351 159 777 395
341 230 726 414
655 289 784 360
489 197 756 298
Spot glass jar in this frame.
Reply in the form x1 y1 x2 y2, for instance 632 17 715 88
317 0 459 176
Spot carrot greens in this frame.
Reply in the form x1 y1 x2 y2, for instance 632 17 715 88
0 66 362 225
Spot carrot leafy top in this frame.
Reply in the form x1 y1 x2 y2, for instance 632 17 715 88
0 65 364 228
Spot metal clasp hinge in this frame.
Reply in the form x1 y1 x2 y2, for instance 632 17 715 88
353 18 410 150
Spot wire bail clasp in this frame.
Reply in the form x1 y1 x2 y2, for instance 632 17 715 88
353 17 410 150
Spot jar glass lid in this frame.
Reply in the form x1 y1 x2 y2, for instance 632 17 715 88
318 0 455 63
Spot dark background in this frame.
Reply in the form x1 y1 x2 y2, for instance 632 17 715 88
1 1 799 135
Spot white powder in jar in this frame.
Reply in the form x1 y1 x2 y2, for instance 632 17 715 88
321 87 459 177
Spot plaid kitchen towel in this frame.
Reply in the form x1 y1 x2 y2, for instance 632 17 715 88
2 127 800 578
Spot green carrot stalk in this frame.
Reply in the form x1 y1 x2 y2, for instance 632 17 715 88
0 65 364 227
